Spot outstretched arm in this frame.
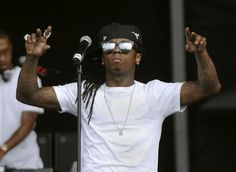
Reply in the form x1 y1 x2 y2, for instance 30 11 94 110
180 27 221 106
16 26 61 110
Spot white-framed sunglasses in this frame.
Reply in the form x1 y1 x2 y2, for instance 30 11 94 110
101 41 134 54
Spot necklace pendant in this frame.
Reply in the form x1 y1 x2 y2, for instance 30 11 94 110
119 130 123 136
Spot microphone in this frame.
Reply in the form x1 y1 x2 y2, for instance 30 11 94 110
73 35 92 63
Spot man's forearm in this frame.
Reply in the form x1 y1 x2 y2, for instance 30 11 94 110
195 50 221 95
17 55 39 104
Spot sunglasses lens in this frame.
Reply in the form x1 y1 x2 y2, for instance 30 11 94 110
119 42 132 50
102 42 115 54
119 42 133 54
101 41 134 54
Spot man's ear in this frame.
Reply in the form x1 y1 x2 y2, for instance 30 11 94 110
135 53 142 65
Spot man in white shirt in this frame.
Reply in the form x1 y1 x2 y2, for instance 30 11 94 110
0 30 44 169
16 23 221 172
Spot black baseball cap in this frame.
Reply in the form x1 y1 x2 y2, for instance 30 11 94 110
87 22 144 60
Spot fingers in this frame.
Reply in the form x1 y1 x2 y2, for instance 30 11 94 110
186 28 206 45
36 28 42 40
24 26 52 42
185 27 191 39
193 33 205 45
24 34 31 42
185 44 191 52
185 27 207 52
191 34 207 51
24 26 52 56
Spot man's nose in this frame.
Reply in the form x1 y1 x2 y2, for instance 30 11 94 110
113 45 122 54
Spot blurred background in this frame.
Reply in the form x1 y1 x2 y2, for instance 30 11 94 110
1 0 236 171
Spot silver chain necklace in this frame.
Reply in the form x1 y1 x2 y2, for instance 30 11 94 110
103 83 136 136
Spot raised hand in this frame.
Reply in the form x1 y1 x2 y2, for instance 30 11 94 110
24 26 52 57
185 27 207 53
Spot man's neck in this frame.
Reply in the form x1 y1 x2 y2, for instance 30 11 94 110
105 76 135 87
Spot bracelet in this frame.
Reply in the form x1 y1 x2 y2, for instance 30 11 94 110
0 144 8 152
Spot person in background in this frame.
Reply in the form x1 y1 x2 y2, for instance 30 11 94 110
0 30 44 169
16 23 221 172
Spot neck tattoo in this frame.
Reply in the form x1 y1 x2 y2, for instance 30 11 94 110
103 83 136 136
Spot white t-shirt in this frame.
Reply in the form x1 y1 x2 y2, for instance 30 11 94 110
53 80 186 172
0 66 44 169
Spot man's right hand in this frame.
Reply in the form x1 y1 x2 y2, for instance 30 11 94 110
25 26 52 57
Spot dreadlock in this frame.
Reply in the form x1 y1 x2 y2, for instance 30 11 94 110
79 57 105 124
82 79 104 124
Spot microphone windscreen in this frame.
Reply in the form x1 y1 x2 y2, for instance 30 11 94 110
80 36 92 47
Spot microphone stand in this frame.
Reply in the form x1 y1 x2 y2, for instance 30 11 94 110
73 59 82 172
72 36 91 172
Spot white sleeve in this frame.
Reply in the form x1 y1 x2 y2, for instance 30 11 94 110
146 80 186 117
53 82 77 115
